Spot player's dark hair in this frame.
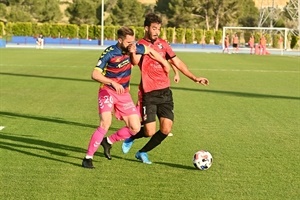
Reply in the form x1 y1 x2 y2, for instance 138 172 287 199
117 27 134 40
144 13 162 27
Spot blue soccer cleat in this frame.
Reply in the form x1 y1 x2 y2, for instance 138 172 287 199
122 138 134 154
135 151 152 164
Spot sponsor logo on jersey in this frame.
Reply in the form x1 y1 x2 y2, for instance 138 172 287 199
117 59 130 68
96 60 102 67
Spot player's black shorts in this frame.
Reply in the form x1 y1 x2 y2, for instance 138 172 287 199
141 87 174 124
233 43 238 48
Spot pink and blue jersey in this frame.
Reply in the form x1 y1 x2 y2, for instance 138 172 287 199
95 43 147 92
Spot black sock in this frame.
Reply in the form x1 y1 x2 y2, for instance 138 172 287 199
139 130 168 152
131 126 146 140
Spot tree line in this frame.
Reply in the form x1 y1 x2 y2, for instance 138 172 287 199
0 0 297 31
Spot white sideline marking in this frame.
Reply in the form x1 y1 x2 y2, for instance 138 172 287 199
0 126 5 131
191 69 300 73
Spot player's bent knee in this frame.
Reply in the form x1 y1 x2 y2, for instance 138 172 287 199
161 127 172 135
129 125 141 135
144 130 155 137
99 121 111 131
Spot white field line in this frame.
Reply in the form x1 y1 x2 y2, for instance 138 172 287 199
0 64 80 68
190 69 300 73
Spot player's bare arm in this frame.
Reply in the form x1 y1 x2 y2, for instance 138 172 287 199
169 57 209 86
129 44 170 73
128 43 141 65
170 63 180 83
91 68 125 94
147 47 171 73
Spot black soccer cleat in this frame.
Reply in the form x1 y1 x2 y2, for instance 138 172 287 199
82 158 95 169
101 137 112 160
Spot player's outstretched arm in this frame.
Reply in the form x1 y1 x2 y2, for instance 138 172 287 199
169 57 209 86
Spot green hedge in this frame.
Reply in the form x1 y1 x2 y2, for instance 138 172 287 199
134 27 144 41
11 22 32 36
194 29 204 44
205 30 214 44
166 27 175 43
6 22 298 48
185 28 193 44
175 28 184 43
0 22 4 36
4 22 225 44
78 24 88 39
214 30 222 45
290 35 299 49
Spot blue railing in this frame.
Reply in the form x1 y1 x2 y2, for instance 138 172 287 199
5 36 222 49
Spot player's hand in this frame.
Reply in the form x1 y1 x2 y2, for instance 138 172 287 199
111 82 125 94
174 74 180 83
128 43 137 53
195 77 209 86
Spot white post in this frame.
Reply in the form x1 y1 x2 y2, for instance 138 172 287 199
86 25 89 40
284 28 288 51
101 0 104 46
298 0 300 42
222 27 226 50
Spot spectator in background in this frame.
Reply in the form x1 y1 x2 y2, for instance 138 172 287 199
278 35 284 55
278 35 283 49
232 33 239 54
248 34 254 54
36 34 44 49
223 34 230 54
259 34 267 55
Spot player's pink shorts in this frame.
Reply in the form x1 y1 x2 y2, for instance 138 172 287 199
98 88 139 120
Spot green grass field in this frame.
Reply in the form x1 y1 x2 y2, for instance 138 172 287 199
0 48 299 200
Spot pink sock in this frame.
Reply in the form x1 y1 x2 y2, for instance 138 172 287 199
108 126 133 144
86 127 107 157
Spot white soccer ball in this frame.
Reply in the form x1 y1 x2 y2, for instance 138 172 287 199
193 150 213 170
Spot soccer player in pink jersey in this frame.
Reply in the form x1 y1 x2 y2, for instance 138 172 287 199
82 26 171 168
120 13 209 164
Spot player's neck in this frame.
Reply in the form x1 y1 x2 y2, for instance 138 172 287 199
143 37 156 44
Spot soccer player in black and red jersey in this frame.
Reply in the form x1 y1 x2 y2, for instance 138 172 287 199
82 26 171 168
121 13 209 164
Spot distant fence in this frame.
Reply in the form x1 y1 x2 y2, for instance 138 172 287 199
5 36 222 49
0 39 5 48
6 36 117 46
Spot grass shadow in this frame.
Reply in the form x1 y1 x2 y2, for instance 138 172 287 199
0 111 97 129
2 72 299 100
0 111 120 132
154 161 196 170
0 132 107 167
108 154 195 170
